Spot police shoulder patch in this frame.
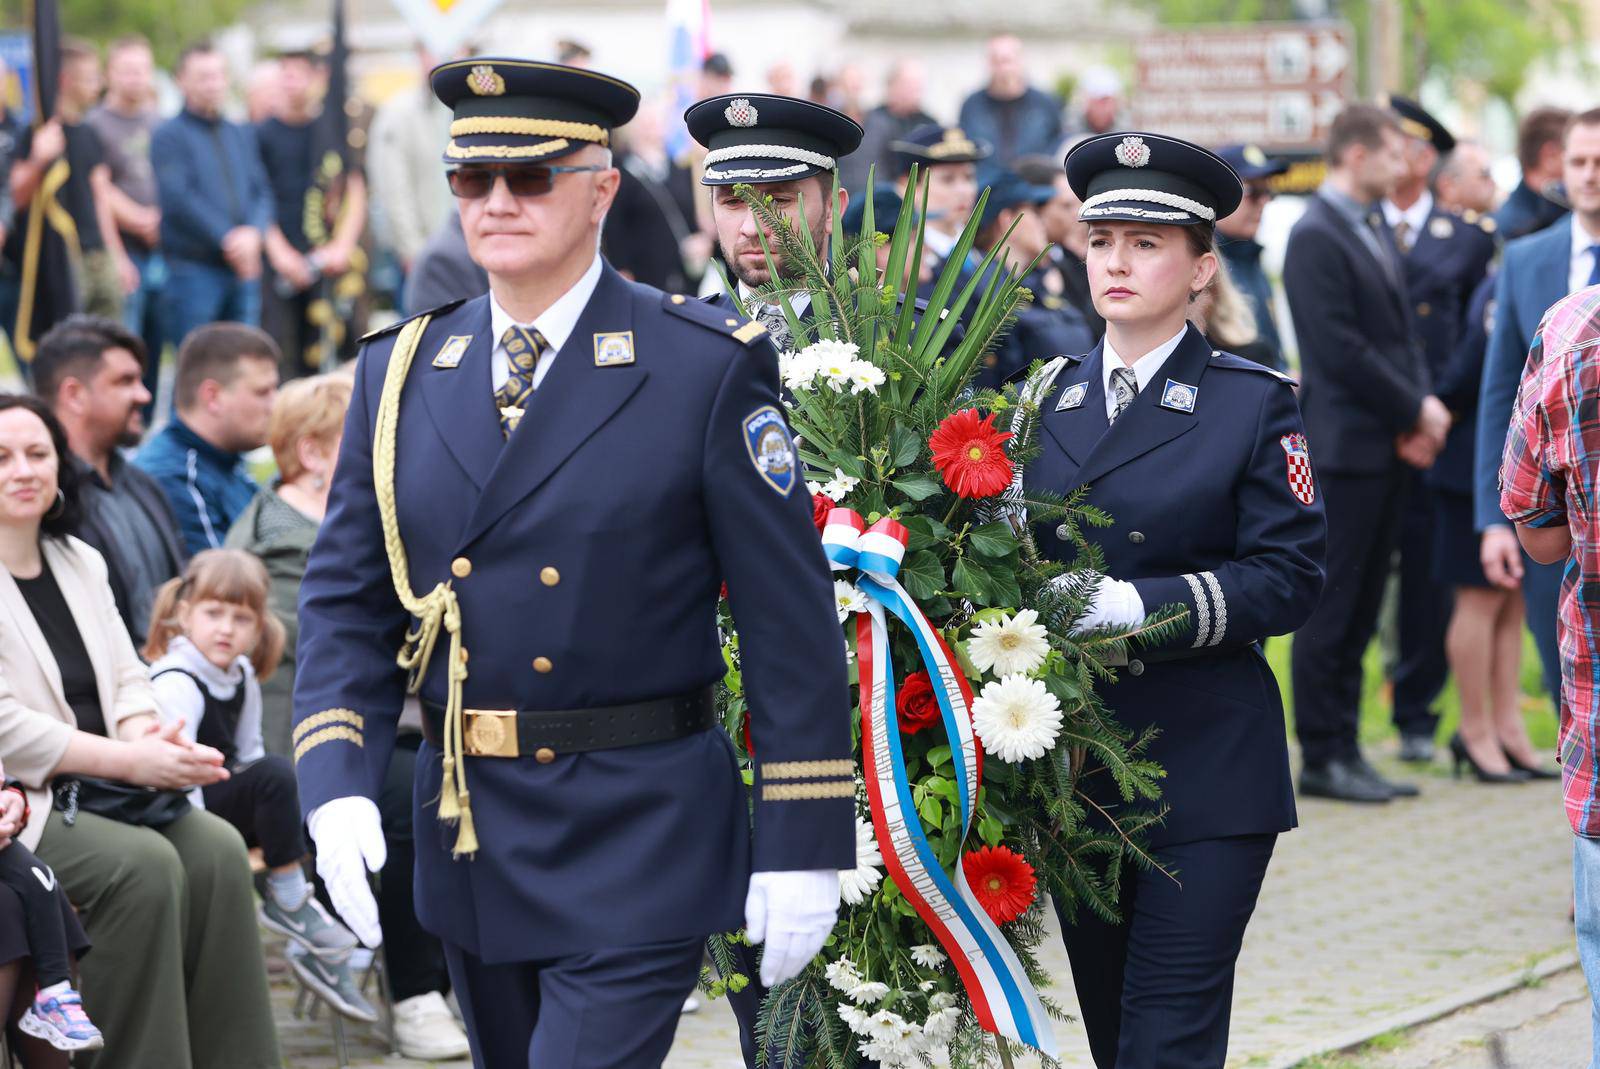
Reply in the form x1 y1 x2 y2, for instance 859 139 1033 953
358 298 468 345
743 406 797 496
1280 433 1315 506
664 293 769 347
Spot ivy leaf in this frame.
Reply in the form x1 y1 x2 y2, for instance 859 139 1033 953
917 796 942 828
891 472 943 502
889 423 922 468
899 551 945 600
951 556 994 605
967 520 1015 558
978 814 1004 845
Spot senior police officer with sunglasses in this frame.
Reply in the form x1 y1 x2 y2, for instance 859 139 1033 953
290 58 853 1068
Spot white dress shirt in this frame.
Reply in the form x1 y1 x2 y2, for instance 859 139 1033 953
1101 325 1189 419
1570 217 1600 297
1381 191 1432 251
487 252 604 392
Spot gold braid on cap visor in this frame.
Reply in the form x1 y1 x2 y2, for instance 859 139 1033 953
448 116 610 145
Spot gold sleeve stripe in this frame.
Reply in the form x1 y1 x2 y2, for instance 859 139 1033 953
292 709 364 746
446 140 569 160
449 117 609 145
294 725 364 764
763 781 856 801
762 759 855 780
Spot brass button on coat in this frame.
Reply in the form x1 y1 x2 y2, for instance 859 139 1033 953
535 747 556 764
1129 531 1145 544
451 557 472 578
533 657 553 673
670 294 686 304
540 567 561 587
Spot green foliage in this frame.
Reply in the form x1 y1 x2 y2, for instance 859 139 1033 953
2 0 254 68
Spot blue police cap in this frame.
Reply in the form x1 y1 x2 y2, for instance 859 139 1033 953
841 187 906 236
890 124 993 177
979 171 1056 229
1065 132 1242 227
430 58 640 166
685 93 863 186
1215 143 1289 182
1384 94 1455 155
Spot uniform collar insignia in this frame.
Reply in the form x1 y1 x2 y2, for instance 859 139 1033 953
1428 215 1453 239
593 331 635 367
1056 381 1089 411
432 335 472 368
1159 378 1198 413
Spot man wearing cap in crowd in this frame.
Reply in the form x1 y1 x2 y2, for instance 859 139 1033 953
1380 95 1499 765
1214 144 1289 372
688 92 864 353
290 58 853 1067
888 123 993 304
972 169 1095 389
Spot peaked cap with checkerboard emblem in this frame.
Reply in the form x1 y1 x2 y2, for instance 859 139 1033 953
685 93 863 186
430 58 640 165
1065 131 1243 227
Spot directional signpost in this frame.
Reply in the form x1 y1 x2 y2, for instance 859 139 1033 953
1129 22 1355 154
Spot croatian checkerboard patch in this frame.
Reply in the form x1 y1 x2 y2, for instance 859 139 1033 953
1280 433 1314 506
744 406 797 496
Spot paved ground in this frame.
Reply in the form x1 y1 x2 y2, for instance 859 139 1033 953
277 749 1584 1068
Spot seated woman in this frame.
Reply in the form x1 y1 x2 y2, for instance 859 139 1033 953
0 394 280 1069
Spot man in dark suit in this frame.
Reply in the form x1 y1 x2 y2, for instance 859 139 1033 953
1215 143 1290 371
1380 97 1498 763
293 59 852 1068
1285 104 1450 803
1494 106 1571 241
1476 108 1600 719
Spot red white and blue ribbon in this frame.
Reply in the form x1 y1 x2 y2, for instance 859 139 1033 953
821 508 1057 1057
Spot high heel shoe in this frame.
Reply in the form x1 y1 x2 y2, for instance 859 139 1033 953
1449 734 1530 783
1504 750 1561 780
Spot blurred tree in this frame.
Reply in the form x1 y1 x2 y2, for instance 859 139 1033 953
0 0 252 67
1142 0 1583 102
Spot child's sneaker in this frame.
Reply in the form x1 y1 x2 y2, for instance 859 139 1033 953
259 891 359 959
18 986 104 1051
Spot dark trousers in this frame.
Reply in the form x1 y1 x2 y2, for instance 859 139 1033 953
0 843 70 988
1057 834 1276 1069
378 734 450 1003
201 754 307 869
161 259 260 367
1292 467 1408 766
442 935 703 1069
1393 474 1453 738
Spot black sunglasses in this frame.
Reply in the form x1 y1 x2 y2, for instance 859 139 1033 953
446 164 605 199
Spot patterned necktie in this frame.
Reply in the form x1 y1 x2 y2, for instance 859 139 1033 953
1393 219 1413 254
495 324 547 438
1109 366 1139 423
755 305 793 354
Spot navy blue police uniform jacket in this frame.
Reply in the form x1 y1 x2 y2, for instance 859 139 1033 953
1023 325 1327 848
1402 207 1497 399
291 261 854 963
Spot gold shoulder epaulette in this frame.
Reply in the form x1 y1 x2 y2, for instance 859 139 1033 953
661 293 772 347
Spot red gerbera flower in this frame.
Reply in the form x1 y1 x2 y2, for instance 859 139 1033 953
962 845 1036 924
929 409 1015 499
896 671 942 734
811 492 833 533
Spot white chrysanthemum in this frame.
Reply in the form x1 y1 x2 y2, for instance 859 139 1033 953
847 980 890 1004
834 580 868 623
805 339 861 392
778 349 819 392
846 359 886 395
818 467 861 501
921 1006 963 1045
837 1004 871 1033
838 819 883 904
864 1010 915 1044
966 609 1051 677
928 991 958 1012
910 944 946 969
970 674 1063 763
825 957 861 993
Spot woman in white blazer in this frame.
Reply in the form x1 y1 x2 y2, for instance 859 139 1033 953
0 394 281 1069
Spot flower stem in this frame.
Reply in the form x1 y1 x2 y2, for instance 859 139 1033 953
996 1036 1016 1069
942 498 962 528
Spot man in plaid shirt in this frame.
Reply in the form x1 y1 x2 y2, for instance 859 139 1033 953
1500 283 1600 1063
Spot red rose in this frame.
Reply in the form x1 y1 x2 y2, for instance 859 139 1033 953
811 492 833 532
897 671 942 735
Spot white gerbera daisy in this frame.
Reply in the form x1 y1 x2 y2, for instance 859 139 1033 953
966 609 1051 677
970 674 1063 763
825 957 861 993
910 944 946 968
848 980 890 1004
805 339 861 392
838 818 883 904
834 580 869 623
846 359 886 395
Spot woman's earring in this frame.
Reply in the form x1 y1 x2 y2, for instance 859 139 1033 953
312 474 327 492
45 489 65 521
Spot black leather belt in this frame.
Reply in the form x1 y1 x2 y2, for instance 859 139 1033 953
421 688 716 763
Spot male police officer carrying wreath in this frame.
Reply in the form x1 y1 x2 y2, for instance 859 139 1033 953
290 59 852 1067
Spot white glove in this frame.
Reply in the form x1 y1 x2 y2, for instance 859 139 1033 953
744 869 840 988
306 796 387 949
1064 572 1146 635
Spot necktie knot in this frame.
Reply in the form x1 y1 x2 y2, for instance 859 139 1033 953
1109 366 1139 423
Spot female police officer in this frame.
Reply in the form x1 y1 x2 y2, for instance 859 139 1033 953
1018 133 1327 1068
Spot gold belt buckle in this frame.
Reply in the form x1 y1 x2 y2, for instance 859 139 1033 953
463 709 520 758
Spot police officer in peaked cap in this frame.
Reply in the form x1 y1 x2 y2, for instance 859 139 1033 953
291 58 853 1068
889 123 994 303
1014 131 1326 1067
